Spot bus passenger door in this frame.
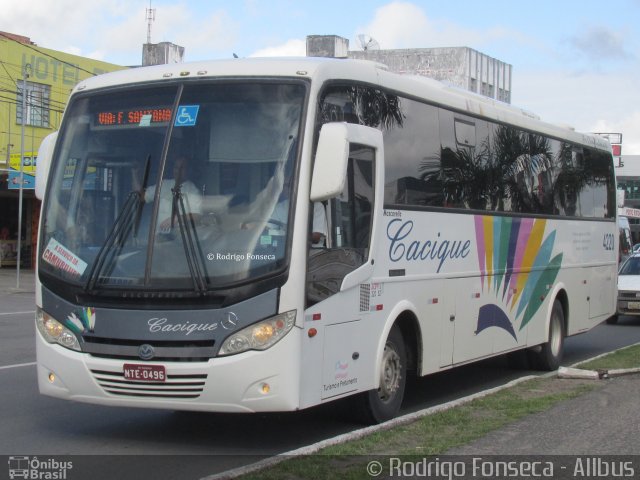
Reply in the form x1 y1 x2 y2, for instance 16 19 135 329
310 146 376 400
307 124 382 401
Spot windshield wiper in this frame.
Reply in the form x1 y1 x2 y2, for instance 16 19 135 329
84 156 151 291
171 184 209 293
84 190 140 291
133 155 152 238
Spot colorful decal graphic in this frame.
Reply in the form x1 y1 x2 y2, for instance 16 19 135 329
323 360 358 394
65 307 96 334
474 216 563 340
334 361 349 380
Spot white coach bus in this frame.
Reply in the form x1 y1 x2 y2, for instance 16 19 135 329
35 58 616 423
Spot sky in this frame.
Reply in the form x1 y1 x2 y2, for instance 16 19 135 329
3 0 640 153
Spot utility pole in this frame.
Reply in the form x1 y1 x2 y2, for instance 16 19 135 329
16 63 30 289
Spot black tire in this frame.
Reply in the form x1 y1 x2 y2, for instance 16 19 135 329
606 315 618 325
352 325 407 424
528 299 565 371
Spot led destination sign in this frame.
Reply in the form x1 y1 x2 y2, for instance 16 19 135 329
94 107 173 128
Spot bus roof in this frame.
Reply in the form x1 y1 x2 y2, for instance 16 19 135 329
72 57 611 152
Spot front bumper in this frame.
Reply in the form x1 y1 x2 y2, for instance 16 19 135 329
36 328 301 413
616 291 640 316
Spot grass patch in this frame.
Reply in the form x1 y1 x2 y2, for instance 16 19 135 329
243 378 595 480
577 344 640 371
237 344 640 479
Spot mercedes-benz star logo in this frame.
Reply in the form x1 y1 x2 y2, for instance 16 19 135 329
138 344 156 360
221 312 238 330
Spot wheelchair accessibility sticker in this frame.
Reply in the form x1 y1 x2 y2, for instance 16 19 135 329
174 105 199 127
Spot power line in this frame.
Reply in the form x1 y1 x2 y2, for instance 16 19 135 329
0 95 65 114
0 84 71 110
0 60 17 88
0 60 94 97
0 78 76 103
0 32 98 77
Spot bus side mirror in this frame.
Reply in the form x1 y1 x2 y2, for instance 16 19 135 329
310 123 350 202
310 122 383 202
35 131 57 200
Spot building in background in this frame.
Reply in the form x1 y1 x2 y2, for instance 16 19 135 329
142 41 185 66
0 32 125 268
306 35 512 103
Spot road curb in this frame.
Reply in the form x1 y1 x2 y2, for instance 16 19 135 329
558 365 640 380
201 342 640 480
562 341 640 379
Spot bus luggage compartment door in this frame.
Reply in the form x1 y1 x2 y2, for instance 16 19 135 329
321 320 361 400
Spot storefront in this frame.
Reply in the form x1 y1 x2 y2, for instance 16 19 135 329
0 170 39 268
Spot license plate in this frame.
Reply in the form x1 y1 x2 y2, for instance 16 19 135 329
628 301 640 310
123 364 166 382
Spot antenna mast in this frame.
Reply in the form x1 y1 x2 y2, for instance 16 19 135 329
145 2 156 44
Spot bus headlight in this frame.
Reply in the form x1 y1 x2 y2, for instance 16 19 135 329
218 310 296 356
36 308 81 352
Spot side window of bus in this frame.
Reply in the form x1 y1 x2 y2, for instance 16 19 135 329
329 145 374 250
307 144 375 305
438 111 490 210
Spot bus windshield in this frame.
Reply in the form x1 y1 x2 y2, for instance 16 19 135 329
39 81 306 293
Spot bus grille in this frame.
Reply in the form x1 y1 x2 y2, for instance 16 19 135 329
82 337 216 362
91 369 207 399
618 291 640 299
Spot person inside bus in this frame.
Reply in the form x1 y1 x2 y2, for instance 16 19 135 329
135 156 203 234
310 202 327 248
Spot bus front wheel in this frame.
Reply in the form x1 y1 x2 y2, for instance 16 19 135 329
353 324 407 424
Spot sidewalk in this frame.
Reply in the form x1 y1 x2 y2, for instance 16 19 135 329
0 267 35 294
445 373 640 455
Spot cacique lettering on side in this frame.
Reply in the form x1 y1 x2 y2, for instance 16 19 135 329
386 218 471 273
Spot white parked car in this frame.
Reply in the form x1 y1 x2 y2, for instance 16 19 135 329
611 252 640 324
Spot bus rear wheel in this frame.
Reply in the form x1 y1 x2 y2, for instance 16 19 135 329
528 299 565 371
353 324 407 424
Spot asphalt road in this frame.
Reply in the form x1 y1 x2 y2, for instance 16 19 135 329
1 272 640 479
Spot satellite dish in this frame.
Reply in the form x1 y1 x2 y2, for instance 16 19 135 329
357 34 380 51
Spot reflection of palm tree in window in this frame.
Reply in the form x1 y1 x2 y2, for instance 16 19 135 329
318 86 404 130
554 143 584 216
420 146 490 209
496 128 532 212
347 86 404 129
420 126 562 214
487 129 554 214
